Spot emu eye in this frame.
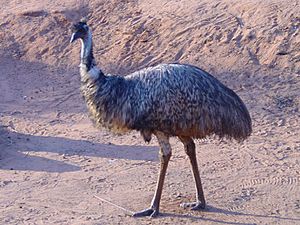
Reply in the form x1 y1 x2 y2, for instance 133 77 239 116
79 27 88 33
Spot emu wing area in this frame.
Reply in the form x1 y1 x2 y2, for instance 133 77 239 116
126 64 251 141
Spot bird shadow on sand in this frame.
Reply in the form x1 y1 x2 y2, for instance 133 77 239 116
161 205 300 225
0 127 158 173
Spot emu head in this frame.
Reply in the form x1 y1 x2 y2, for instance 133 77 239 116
70 19 89 43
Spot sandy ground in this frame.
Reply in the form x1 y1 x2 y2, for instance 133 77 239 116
0 0 300 224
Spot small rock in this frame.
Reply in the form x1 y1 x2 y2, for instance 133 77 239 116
176 194 182 198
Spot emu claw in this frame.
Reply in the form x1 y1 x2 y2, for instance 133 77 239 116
180 201 206 210
132 208 159 217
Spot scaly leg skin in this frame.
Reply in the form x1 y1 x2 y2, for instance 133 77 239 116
133 208 159 218
180 201 206 210
179 136 206 211
133 132 172 218
133 153 171 218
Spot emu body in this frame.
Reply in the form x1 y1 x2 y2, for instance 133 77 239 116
71 20 252 217
82 63 251 141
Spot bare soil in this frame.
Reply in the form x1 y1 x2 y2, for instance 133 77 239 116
1 0 299 224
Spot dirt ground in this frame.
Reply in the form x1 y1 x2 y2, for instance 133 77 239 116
0 0 299 224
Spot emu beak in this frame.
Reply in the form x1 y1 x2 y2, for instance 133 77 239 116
70 32 79 43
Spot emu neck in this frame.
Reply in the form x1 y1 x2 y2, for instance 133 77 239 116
80 31 95 71
80 31 105 81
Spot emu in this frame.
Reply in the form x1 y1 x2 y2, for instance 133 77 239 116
70 20 252 217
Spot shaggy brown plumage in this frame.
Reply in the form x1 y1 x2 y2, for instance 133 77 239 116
81 63 251 142
71 20 252 218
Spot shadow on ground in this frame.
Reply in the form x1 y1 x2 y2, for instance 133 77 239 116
0 127 158 173
162 205 300 225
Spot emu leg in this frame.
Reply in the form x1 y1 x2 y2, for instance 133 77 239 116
179 137 206 210
133 132 171 217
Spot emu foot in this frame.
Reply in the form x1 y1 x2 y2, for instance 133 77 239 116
180 201 206 210
132 208 159 218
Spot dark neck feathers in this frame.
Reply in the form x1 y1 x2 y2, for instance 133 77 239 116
81 31 96 71
80 30 105 79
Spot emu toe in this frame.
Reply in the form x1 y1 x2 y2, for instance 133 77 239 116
132 208 159 218
180 201 206 210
